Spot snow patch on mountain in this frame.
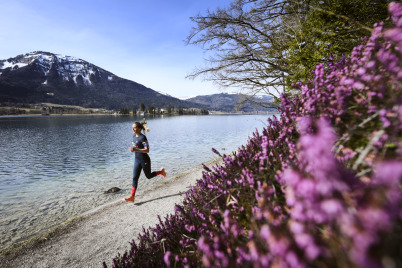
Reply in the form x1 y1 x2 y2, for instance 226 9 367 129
157 91 173 97
0 61 28 70
179 95 198 100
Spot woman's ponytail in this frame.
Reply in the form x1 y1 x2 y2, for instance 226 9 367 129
140 119 150 132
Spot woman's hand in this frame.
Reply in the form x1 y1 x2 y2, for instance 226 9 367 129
130 146 136 152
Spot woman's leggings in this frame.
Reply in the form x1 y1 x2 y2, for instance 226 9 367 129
132 157 157 188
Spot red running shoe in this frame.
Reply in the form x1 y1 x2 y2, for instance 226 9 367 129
160 168 166 178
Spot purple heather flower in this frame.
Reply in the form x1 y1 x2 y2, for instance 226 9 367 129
356 67 366 75
296 116 313 135
374 160 402 186
259 225 270 241
384 28 402 44
286 251 305 268
389 2 402 26
352 81 365 89
248 241 259 261
203 164 212 172
295 232 321 260
163 251 171 266
268 235 290 258
320 199 343 217
211 147 221 156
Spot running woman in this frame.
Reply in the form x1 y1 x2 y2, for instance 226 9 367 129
124 120 166 202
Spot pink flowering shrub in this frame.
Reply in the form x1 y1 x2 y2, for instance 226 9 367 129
105 3 402 268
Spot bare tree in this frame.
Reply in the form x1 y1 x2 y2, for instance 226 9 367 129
186 0 299 102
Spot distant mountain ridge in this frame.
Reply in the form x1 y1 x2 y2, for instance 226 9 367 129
186 93 276 112
0 51 203 110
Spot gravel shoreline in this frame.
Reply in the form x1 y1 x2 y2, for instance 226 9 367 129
0 161 213 268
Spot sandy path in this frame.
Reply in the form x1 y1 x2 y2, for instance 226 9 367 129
0 163 208 268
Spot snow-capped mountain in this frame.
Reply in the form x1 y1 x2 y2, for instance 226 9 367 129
0 51 202 109
0 52 114 86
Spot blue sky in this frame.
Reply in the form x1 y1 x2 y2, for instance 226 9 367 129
0 0 233 98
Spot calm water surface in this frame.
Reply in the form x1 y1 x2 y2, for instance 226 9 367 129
0 114 272 249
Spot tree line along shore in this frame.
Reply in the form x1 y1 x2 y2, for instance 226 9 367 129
0 103 210 116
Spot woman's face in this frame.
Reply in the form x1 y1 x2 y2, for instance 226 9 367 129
132 123 141 135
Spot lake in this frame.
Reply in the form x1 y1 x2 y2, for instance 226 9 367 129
0 114 272 250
